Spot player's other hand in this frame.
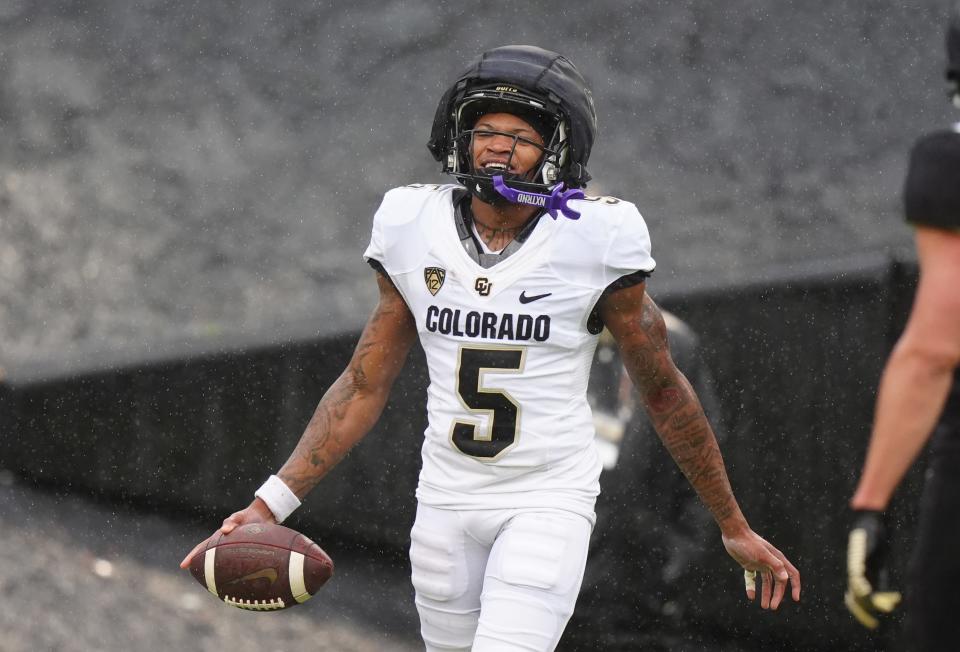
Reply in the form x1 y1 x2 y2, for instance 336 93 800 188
178 498 276 569
844 509 902 629
722 528 801 610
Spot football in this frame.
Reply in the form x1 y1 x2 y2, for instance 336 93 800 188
188 522 334 611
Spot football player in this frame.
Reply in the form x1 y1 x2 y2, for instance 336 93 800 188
846 7 960 648
183 45 800 651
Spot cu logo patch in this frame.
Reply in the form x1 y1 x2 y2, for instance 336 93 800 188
474 277 492 296
424 267 446 296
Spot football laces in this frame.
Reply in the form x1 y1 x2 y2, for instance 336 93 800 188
223 595 286 611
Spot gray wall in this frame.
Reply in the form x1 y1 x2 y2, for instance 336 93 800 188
1 0 952 363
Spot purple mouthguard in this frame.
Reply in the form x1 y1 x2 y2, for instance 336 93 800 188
492 176 585 220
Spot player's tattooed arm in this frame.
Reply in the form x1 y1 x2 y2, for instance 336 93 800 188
601 283 801 609
599 282 747 533
180 272 417 569
277 272 417 498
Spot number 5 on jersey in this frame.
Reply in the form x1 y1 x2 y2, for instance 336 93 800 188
451 345 526 459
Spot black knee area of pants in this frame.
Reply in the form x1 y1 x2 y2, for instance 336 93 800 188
905 431 960 652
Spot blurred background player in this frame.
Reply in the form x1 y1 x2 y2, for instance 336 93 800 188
846 6 960 649
183 45 800 651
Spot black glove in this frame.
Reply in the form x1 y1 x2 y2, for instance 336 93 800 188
844 509 902 629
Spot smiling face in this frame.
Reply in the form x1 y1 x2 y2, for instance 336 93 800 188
470 112 546 180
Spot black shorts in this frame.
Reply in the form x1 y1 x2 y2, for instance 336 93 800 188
905 416 960 652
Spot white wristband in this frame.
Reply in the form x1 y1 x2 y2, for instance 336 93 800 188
254 475 301 523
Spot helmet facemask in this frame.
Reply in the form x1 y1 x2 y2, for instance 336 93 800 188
449 89 571 204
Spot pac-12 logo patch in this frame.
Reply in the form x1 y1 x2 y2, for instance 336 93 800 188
424 267 446 296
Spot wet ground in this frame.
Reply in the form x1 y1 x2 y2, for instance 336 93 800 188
0 470 803 652
0 471 420 652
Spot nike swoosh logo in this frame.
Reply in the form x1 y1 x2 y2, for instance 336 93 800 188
519 291 552 304
227 568 279 585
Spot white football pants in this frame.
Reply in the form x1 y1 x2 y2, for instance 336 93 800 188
409 503 593 652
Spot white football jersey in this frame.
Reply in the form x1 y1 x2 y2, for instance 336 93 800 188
364 184 655 523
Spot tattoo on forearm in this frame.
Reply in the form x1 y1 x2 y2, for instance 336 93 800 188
279 280 413 497
279 355 365 496
621 294 739 525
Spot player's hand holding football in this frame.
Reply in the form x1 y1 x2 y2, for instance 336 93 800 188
721 527 801 610
179 497 276 569
844 509 902 629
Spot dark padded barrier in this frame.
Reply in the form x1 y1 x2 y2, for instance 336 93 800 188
0 253 921 650
0 331 428 545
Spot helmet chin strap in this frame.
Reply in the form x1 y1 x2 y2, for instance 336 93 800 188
469 173 516 206
492 175 585 220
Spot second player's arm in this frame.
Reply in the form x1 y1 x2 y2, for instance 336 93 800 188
851 226 960 510
599 281 800 608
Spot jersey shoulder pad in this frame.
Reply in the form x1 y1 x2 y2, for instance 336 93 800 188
375 183 459 227
551 194 657 289
904 129 960 230
363 184 459 275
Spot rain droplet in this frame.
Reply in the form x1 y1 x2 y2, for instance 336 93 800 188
92 559 114 578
